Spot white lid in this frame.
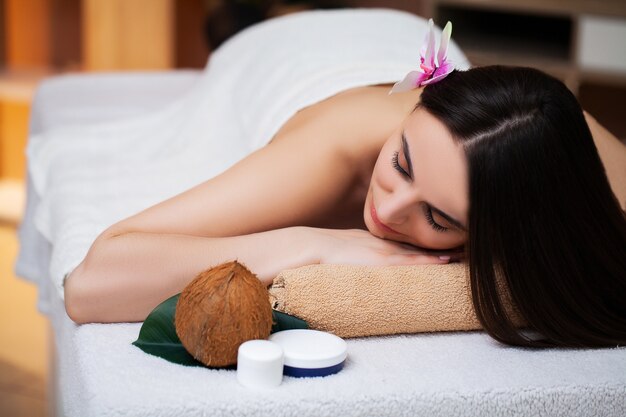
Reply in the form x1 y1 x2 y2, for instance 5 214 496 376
268 329 347 369
237 340 284 389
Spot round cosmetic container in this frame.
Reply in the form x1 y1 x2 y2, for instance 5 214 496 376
237 339 284 389
269 329 347 377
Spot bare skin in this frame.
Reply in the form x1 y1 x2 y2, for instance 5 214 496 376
584 111 626 208
64 85 626 324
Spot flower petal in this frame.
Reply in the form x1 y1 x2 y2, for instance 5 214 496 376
437 21 452 67
423 19 436 70
392 19 456 92
420 67 453 85
419 31 429 63
432 61 454 78
389 71 428 94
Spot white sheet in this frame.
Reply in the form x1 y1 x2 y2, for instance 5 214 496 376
38 270 626 417
16 70 201 314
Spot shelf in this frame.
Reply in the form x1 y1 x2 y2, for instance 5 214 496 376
0 69 51 101
579 68 626 88
462 48 576 77
437 5 574 63
433 0 626 19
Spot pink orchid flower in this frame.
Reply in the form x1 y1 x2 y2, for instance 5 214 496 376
390 19 454 94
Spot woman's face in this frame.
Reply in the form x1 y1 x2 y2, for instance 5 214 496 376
364 107 468 250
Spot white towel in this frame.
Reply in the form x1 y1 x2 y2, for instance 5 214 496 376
43 280 625 417
32 268 626 417
25 8 470 299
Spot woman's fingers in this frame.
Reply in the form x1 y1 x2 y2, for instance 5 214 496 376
314 227 464 266
388 253 452 265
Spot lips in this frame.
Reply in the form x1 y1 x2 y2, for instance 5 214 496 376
370 202 400 235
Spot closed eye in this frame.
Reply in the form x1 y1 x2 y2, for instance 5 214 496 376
423 204 449 232
391 132 415 181
391 151 410 178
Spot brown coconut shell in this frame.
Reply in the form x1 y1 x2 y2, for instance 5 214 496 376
174 261 273 367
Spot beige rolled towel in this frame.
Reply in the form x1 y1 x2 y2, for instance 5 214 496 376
269 263 485 338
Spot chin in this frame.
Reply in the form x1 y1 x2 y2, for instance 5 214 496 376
363 219 381 238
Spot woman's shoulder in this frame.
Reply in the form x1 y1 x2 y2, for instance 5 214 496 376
585 111 626 209
271 84 422 161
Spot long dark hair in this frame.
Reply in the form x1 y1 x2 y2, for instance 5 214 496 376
419 66 626 347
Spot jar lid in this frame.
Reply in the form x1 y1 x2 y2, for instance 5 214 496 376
268 329 347 377
237 340 284 389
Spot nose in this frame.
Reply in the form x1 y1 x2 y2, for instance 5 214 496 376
376 187 419 226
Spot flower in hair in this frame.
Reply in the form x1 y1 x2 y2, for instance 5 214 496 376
389 19 453 94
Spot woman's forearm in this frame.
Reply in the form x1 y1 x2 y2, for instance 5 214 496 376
64 227 317 324
65 224 451 324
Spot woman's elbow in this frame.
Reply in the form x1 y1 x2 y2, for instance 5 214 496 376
64 262 105 324
64 255 113 324
64 229 127 323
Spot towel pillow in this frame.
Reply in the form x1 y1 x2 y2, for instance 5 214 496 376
269 263 521 338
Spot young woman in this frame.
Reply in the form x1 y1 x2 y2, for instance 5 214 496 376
63 10 626 348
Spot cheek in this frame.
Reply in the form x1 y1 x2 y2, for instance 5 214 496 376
407 222 467 250
401 211 466 249
371 149 397 192
416 232 466 250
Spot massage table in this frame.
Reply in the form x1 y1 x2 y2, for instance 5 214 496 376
16 69 626 417
16 10 626 412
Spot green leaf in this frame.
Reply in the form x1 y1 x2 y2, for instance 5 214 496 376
132 293 308 367
132 294 204 367
271 309 309 333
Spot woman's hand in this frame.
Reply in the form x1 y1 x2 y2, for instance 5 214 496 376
307 227 461 266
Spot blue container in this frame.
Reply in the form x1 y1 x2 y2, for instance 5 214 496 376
269 329 348 378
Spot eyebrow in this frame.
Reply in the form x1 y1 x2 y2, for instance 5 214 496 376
402 130 467 232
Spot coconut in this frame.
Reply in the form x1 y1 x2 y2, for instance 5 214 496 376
174 261 273 367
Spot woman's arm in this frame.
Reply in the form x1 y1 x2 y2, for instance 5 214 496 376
65 87 445 324
66 226 316 323
65 125 344 323
66 225 441 323
584 111 626 209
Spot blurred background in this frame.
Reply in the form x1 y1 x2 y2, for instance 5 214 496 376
0 0 625 415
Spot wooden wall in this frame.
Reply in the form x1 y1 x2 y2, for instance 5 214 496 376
82 0 175 70
0 0 212 180
4 0 51 70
